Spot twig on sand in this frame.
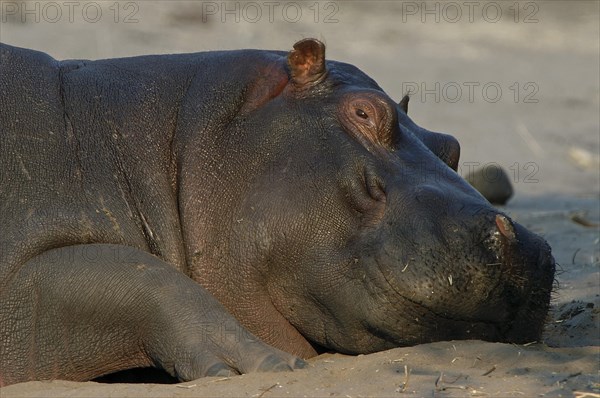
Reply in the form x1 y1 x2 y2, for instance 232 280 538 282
211 377 231 382
434 371 470 392
571 213 600 227
176 384 197 389
573 248 581 264
435 372 443 388
397 365 411 393
560 371 582 383
481 365 496 376
574 392 600 398
175 378 230 389
257 383 279 398
516 121 544 157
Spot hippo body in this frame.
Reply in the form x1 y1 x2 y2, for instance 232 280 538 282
0 40 555 386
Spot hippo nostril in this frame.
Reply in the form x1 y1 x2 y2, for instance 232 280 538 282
495 214 516 242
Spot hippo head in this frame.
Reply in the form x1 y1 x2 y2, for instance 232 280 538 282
182 39 556 357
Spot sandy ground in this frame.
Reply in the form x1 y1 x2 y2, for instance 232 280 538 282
1 1 599 397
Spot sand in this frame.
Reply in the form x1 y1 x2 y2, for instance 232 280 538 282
1 1 598 397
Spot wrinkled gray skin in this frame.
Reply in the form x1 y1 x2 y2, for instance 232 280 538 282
0 39 555 386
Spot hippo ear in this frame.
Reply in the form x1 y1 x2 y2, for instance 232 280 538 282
399 95 409 114
288 38 327 87
414 130 461 171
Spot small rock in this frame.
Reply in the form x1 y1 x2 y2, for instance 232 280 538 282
465 165 513 205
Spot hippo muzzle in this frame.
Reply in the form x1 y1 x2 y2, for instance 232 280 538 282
346 177 556 353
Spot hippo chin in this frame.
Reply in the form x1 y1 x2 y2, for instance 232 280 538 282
0 39 555 385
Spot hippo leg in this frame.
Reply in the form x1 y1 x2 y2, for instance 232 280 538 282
0 244 303 385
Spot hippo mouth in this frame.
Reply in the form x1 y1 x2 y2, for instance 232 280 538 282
368 213 556 347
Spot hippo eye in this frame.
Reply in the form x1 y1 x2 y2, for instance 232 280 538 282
342 94 396 149
355 109 369 119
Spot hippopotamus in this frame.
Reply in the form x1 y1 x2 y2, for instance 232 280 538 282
0 39 555 386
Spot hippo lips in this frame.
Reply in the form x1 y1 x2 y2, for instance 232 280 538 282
374 266 513 344
395 289 544 343
371 273 549 347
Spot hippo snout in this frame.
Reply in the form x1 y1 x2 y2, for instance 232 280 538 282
442 209 556 342
362 202 556 349
488 214 556 342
